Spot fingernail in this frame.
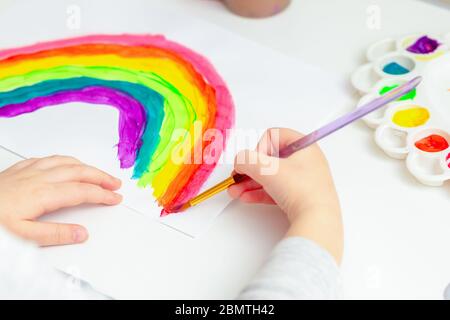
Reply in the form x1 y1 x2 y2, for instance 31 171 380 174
109 177 121 188
73 227 88 243
112 192 123 203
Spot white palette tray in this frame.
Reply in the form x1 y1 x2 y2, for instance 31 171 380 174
351 33 450 186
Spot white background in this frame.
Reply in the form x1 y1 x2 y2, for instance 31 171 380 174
0 0 449 299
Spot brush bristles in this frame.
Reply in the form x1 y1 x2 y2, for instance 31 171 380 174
160 202 191 216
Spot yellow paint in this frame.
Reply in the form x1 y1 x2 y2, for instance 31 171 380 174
392 107 430 128
414 50 444 62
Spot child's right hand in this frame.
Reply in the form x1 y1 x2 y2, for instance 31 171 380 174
0 156 122 246
228 128 343 264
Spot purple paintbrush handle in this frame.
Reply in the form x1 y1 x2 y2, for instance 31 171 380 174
278 76 422 158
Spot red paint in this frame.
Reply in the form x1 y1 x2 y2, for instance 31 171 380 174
447 153 450 168
414 134 449 152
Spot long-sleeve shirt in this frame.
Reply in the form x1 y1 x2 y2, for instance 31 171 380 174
238 237 341 299
0 227 341 299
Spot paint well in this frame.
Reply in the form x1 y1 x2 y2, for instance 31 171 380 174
379 84 416 101
407 36 440 54
415 134 449 153
383 62 410 75
392 107 430 128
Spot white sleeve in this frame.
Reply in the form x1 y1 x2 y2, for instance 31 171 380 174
238 237 341 300
0 226 108 299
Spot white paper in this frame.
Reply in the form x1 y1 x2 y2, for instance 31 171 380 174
0 0 348 238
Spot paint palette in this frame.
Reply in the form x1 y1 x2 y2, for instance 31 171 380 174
352 33 450 186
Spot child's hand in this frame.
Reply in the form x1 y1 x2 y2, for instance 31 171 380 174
228 128 343 263
0 156 122 246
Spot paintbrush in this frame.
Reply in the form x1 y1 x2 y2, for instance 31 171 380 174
170 76 422 213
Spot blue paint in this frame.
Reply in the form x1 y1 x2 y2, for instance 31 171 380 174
383 62 410 75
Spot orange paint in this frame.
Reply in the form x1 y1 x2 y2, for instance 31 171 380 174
415 134 449 152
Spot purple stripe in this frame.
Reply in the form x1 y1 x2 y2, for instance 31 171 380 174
0 86 147 168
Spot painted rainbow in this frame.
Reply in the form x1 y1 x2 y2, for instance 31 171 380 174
0 34 235 215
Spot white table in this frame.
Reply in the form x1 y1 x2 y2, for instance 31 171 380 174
0 0 449 299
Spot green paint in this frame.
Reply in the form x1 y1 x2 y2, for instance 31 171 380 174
379 84 416 101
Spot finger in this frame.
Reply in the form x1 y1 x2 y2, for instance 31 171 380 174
239 189 276 205
4 158 39 173
228 179 262 198
14 220 88 246
46 164 121 190
257 128 305 156
236 178 262 190
40 183 123 213
31 155 83 170
234 150 279 185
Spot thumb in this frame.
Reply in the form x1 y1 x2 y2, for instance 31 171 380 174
234 150 280 185
15 221 89 246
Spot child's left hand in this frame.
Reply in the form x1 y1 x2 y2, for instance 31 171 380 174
0 155 122 246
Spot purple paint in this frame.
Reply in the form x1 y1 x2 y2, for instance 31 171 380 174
407 36 440 54
0 86 146 168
